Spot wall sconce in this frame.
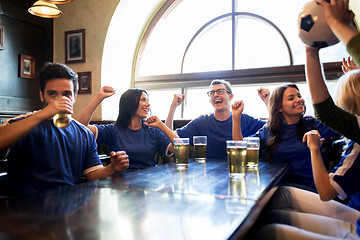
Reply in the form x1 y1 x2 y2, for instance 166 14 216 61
28 1 62 18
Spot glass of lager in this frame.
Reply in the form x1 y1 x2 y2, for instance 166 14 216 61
226 140 247 179
53 113 72 129
193 136 207 163
243 137 260 169
174 138 190 170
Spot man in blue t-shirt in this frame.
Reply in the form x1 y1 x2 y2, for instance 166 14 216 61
166 79 267 159
0 62 129 195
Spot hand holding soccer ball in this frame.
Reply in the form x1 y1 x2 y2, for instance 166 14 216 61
298 0 339 48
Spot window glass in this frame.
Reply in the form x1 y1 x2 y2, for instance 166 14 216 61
133 0 346 121
147 89 182 120
138 0 349 77
138 0 231 76
183 17 232 73
234 16 291 69
183 88 214 119
235 0 348 65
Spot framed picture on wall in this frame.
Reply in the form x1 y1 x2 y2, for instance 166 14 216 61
65 29 85 64
0 24 4 50
78 71 92 94
19 54 35 79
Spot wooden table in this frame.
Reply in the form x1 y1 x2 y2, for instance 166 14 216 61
0 159 288 240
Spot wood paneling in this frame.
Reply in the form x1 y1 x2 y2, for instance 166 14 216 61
0 0 53 118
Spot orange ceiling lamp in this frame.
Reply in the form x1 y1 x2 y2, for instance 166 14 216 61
42 0 73 4
28 1 62 18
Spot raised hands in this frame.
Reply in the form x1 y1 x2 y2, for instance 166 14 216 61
257 87 270 105
317 0 357 46
166 94 185 129
231 100 244 120
342 56 359 73
77 86 116 127
109 151 129 172
98 86 116 100
171 94 185 108
317 0 354 25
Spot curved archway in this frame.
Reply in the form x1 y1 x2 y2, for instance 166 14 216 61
101 0 165 120
181 12 293 73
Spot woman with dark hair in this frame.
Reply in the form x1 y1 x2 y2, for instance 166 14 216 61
78 86 178 170
253 1 360 238
232 83 338 189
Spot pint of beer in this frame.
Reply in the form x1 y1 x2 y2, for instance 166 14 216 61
53 113 71 129
226 140 247 179
243 137 260 169
174 138 190 170
193 136 207 163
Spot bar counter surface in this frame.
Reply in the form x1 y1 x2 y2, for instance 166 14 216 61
0 159 288 240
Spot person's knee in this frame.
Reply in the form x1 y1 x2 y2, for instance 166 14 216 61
253 223 281 240
268 186 294 209
261 209 295 226
254 223 325 240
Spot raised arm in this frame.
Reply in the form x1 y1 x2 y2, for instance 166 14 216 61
0 97 73 154
342 56 359 73
165 94 185 130
303 130 338 201
144 116 179 153
77 86 115 134
305 46 331 104
231 100 244 141
318 0 357 47
257 87 270 106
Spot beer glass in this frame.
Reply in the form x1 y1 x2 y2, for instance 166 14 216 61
243 137 260 169
193 136 207 163
174 138 190 170
53 113 71 129
226 140 247 179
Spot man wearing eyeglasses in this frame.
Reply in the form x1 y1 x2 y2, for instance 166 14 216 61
166 79 267 159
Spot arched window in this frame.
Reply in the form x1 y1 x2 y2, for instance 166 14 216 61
103 0 349 120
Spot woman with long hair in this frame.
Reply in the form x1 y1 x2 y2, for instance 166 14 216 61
232 83 338 190
253 1 360 238
78 86 178 170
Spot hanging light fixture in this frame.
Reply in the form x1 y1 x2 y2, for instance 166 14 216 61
28 1 62 18
42 0 73 4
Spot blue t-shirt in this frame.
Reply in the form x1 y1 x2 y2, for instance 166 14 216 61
176 113 266 159
96 124 171 170
253 117 338 188
5 116 101 195
330 141 360 211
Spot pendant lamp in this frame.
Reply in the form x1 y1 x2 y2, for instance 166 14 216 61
42 0 73 4
28 1 62 18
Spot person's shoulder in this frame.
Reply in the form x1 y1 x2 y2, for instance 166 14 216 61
1 111 37 126
184 113 213 124
95 123 118 131
258 123 269 132
192 113 213 119
241 113 266 122
303 116 319 125
143 125 162 135
72 120 94 134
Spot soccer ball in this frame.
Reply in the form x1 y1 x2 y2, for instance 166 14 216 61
298 0 339 48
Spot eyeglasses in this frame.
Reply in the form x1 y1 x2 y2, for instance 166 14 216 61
207 88 231 97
